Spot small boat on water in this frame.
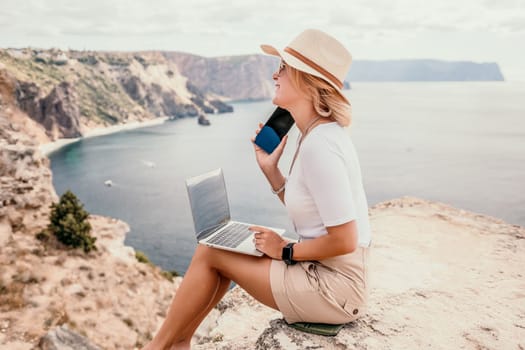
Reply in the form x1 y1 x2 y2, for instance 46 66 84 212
104 180 113 187
141 160 156 168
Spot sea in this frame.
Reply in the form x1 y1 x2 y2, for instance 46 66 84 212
48 82 525 274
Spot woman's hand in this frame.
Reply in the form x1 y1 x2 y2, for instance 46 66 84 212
251 122 288 172
250 226 288 260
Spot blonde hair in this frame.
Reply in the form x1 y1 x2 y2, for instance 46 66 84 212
287 66 352 127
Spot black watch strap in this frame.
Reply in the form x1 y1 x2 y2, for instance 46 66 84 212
282 242 297 265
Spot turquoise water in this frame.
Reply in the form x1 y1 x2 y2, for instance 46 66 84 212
49 82 525 274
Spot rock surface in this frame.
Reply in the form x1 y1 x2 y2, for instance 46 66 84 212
0 96 57 235
163 52 278 101
191 197 525 350
0 212 180 349
37 325 101 350
0 49 234 141
0 106 179 349
39 82 82 139
15 80 83 140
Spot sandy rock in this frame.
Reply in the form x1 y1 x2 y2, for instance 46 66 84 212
14 81 43 124
193 286 280 349
0 340 33 350
0 214 179 349
39 82 82 139
255 319 360 350
165 51 277 101
0 218 12 246
14 80 82 140
37 325 101 350
0 105 57 235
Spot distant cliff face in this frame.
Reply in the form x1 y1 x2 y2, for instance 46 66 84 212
0 49 235 141
163 54 505 99
163 52 279 101
16 81 83 139
0 49 505 141
347 59 505 81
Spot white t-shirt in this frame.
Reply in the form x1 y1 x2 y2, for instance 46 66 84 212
284 122 371 247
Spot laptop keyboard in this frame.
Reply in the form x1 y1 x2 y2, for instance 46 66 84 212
207 222 252 248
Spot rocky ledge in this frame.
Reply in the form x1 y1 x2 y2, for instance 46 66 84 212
188 197 525 349
1 98 179 349
0 212 180 350
0 105 57 240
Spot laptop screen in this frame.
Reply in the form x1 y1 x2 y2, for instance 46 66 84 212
186 168 231 239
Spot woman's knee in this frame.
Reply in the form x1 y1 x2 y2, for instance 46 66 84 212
192 244 225 267
195 244 212 254
192 245 251 274
193 244 214 260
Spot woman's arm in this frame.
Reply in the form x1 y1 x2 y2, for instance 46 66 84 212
252 220 358 260
260 166 286 204
252 124 289 204
293 220 358 261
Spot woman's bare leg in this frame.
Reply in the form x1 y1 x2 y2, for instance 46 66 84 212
143 245 278 349
173 275 231 349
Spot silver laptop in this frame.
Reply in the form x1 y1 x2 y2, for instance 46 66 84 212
186 168 284 256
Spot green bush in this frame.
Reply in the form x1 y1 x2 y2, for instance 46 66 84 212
47 190 96 253
135 250 150 264
160 270 180 282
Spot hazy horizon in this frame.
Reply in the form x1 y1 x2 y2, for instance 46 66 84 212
1 0 524 80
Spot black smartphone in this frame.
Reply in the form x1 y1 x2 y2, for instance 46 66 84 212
254 107 295 154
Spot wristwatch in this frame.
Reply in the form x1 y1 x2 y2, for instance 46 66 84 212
282 242 297 265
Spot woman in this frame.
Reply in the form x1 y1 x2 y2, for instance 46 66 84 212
143 28 371 350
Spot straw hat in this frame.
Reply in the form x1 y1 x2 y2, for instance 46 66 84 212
261 29 352 104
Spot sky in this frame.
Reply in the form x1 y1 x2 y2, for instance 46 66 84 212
2 0 525 80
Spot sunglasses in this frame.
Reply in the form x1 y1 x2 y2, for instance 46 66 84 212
277 61 287 75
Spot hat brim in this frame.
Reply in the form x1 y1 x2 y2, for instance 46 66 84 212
260 44 350 105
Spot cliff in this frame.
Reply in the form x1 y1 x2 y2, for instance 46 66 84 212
347 59 505 81
3 49 505 144
0 49 234 142
0 98 180 349
163 52 277 101
164 54 505 101
0 84 57 237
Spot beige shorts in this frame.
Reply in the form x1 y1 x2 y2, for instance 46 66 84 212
270 246 369 324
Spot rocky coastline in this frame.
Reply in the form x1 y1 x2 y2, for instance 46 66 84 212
0 49 236 144
38 116 169 157
1 49 524 349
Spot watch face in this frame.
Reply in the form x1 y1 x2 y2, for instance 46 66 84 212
282 247 290 261
283 243 295 265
